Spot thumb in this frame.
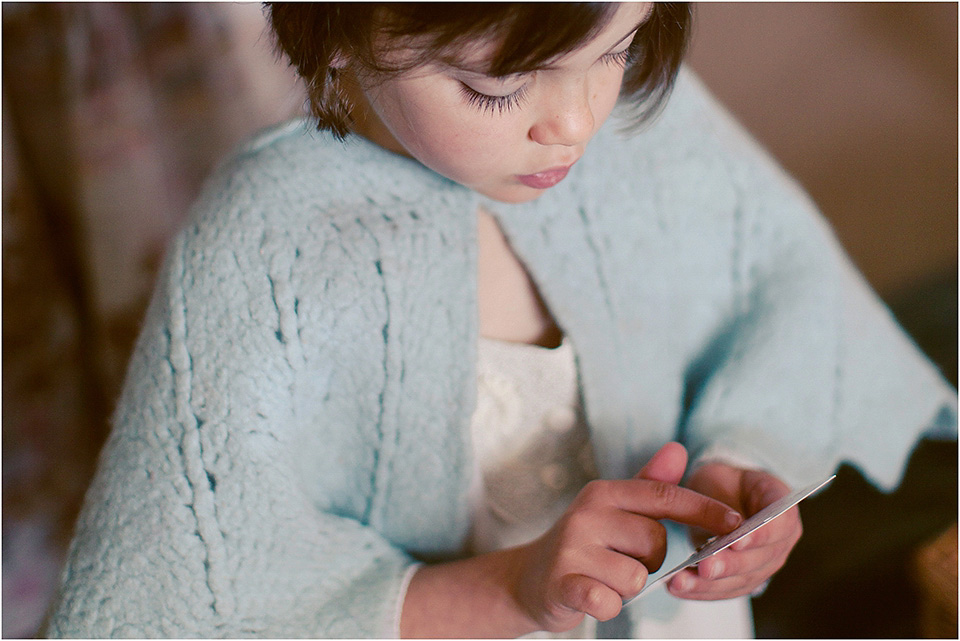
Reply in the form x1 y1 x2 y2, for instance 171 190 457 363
635 441 688 485
742 469 791 514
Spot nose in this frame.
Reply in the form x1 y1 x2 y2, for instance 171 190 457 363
528 81 595 147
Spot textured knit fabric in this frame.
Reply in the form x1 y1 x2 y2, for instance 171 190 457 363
46 69 957 638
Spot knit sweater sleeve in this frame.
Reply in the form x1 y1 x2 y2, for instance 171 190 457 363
45 139 423 638
677 77 957 491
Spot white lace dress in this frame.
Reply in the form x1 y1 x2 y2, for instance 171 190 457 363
467 337 753 638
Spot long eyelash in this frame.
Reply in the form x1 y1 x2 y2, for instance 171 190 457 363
602 48 634 69
458 46 631 115
459 83 529 115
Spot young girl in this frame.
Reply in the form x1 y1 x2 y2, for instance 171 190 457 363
46 3 955 638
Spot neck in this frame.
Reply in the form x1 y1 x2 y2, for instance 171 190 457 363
341 72 412 158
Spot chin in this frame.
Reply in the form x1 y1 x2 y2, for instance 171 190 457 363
476 184 547 205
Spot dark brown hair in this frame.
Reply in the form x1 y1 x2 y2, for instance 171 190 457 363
267 3 692 138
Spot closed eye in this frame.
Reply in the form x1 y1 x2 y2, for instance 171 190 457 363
600 47 634 69
458 82 530 115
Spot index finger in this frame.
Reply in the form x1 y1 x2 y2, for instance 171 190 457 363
605 479 743 535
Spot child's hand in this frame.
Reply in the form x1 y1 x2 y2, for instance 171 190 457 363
668 462 803 600
510 443 743 632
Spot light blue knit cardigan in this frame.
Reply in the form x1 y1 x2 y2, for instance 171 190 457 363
47 70 956 638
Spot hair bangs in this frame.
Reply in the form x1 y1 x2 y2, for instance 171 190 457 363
372 3 618 77
486 4 618 76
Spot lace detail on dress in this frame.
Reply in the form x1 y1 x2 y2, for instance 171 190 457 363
468 337 598 638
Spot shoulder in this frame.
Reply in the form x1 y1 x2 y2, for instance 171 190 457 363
594 68 815 211
151 122 478 366
232 120 454 199
167 121 476 296
577 68 828 248
192 120 467 232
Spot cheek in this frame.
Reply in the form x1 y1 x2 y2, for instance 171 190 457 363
594 75 625 126
407 114 516 179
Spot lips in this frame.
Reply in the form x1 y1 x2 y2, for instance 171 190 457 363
517 164 572 189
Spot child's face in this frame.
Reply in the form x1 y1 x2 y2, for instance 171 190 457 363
347 3 652 204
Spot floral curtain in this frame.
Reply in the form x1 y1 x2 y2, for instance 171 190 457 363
2 4 304 635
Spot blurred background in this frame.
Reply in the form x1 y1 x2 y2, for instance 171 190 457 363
2 3 956 638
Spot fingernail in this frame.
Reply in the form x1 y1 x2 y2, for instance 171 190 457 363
705 560 724 579
725 511 742 528
671 574 690 593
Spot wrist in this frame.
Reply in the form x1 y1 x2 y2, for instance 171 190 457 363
400 546 540 638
